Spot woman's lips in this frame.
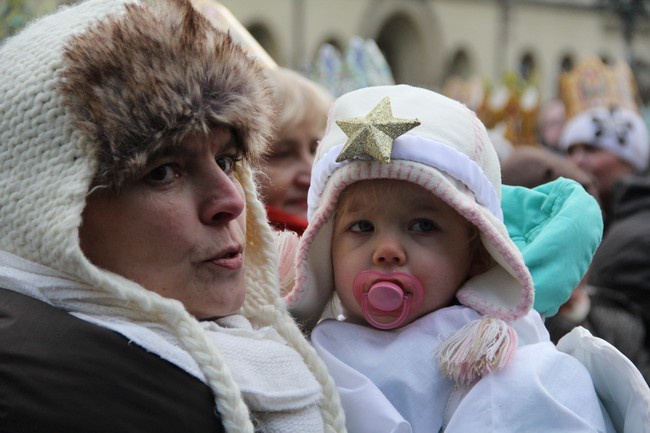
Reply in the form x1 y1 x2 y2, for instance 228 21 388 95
209 251 243 270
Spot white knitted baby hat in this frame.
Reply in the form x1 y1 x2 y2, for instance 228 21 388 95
286 85 535 385
559 105 649 172
0 1 343 431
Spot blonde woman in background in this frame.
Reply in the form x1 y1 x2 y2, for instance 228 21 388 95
261 67 333 235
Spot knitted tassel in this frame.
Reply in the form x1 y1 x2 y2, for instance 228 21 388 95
437 316 517 387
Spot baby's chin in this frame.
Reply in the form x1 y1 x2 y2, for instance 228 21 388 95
343 310 417 330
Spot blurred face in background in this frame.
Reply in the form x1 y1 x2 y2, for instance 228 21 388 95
260 67 332 222
259 120 320 220
567 143 634 203
538 100 566 150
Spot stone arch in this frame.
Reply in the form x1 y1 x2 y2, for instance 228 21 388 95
599 53 613 65
246 21 282 65
359 0 443 89
444 47 474 81
551 51 576 97
560 52 575 73
518 50 538 82
321 36 345 54
310 36 345 71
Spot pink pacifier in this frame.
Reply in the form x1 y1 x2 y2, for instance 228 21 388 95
352 270 424 330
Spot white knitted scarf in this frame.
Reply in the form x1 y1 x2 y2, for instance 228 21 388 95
0 251 324 433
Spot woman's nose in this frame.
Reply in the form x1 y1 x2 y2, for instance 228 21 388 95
200 169 246 225
372 236 406 267
295 171 311 188
569 147 587 169
295 149 314 188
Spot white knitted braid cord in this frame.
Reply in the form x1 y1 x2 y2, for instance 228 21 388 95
239 169 345 432
70 254 255 432
273 315 348 433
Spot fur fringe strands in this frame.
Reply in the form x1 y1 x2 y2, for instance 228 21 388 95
437 316 517 387
59 0 276 191
273 229 300 297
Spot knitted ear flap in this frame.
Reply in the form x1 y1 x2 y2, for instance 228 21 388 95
437 316 518 387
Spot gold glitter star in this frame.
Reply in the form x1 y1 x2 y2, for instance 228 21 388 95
335 96 420 163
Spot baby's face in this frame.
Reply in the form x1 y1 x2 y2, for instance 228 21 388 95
331 179 477 328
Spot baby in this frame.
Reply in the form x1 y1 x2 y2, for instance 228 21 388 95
286 85 608 432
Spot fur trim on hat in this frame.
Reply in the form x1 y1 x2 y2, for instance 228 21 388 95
60 0 276 190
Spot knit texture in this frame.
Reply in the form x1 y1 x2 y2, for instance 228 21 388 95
0 1 345 431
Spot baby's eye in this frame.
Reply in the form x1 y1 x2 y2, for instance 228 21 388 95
216 155 242 174
410 219 437 232
350 220 374 233
146 164 176 183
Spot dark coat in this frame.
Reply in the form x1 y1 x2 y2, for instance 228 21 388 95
0 289 224 433
589 174 650 348
545 285 650 384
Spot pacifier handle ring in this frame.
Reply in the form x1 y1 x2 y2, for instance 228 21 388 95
360 294 412 330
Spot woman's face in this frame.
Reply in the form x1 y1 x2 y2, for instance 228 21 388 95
79 127 248 320
568 142 634 202
259 120 320 220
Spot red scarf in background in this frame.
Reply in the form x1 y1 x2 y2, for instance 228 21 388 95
265 206 308 236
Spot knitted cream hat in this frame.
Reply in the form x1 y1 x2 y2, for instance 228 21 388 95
286 85 535 385
0 1 343 431
559 106 650 172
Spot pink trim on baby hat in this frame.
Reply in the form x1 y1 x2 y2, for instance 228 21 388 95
421 178 533 320
308 135 503 222
285 169 353 309
291 158 533 322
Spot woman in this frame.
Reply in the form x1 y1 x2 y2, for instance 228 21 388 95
0 1 343 432
261 67 333 235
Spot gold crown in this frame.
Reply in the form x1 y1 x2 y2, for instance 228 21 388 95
442 73 539 147
560 55 639 119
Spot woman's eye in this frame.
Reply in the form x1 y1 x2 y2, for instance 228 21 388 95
146 164 176 183
309 140 318 155
267 150 293 160
216 155 241 174
350 220 374 233
410 219 437 232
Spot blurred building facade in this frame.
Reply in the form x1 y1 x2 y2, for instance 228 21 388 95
2 0 649 103
218 0 650 103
